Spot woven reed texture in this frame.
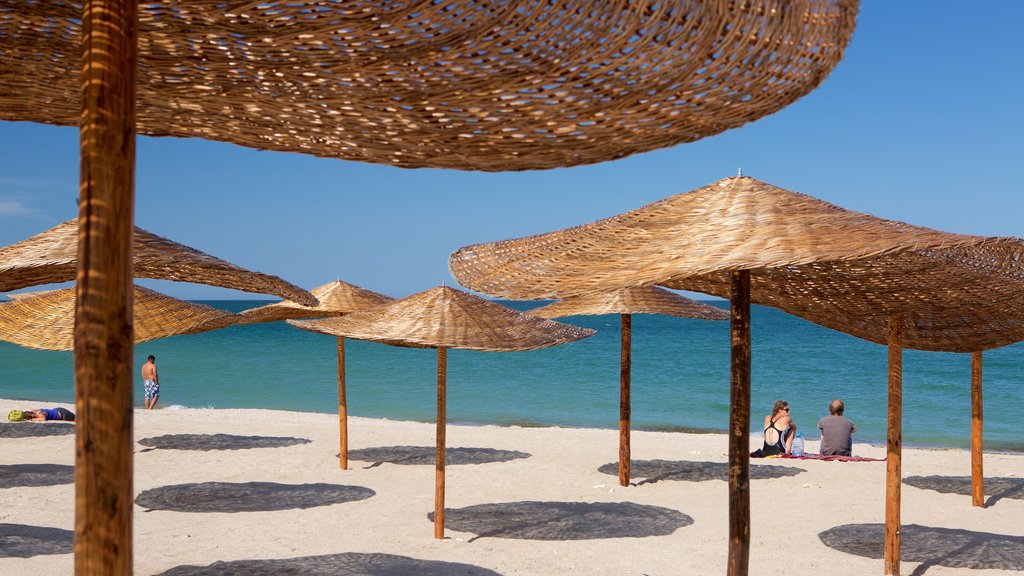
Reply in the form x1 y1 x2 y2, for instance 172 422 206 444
289 285 594 351
5 290 56 301
0 219 316 306
0 1 857 171
529 286 728 320
0 285 239 350
450 176 1024 353
239 280 393 324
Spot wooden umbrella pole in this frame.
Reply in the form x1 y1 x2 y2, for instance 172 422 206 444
337 336 348 470
75 0 137 574
435 347 447 539
971 351 984 508
884 315 903 576
619 313 631 487
727 270 751 576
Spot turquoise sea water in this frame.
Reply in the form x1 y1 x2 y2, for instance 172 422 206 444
1 300 1021 451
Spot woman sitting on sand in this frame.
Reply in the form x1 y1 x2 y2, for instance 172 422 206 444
761 400 795 456
8 407 76 422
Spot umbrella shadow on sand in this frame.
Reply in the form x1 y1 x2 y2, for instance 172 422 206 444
348 446 530 468
137 433 311 452
0 463 74 489
0 422 74 438
597 459 805 485
819 523 1024 574
0 523 73 558
157 552 502 575
429 501 692 542
135 482 374 513
904 475 1024 508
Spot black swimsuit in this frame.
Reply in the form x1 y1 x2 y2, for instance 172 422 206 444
762 417 788 456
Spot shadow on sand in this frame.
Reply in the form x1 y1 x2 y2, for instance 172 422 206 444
0 523 73 558
597 459 805 485
137 433 311 451
0 463 74 489
819 523 1024 574
135 481 374 513
0 422 74 438
904 475 1024 508
348 446 529 467
157 552 503 575
430 501 692 542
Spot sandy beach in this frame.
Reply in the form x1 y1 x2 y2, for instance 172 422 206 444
2 398 1022 576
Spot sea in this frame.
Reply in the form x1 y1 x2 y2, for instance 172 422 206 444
1 300 1021 452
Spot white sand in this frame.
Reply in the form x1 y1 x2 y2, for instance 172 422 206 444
2 398 1021 575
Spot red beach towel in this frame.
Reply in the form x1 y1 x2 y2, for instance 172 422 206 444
779 453 884 462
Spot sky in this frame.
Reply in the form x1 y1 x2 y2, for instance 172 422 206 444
1 2 1022 301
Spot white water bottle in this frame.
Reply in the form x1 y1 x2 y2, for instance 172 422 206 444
792 433 805 456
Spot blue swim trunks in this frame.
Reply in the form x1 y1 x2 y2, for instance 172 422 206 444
144 379 160 400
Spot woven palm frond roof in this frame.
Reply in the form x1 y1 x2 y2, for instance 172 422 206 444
0 285 239 351
0 219 316 306
239 280 393 324
529 286 728 320
289 285 594 352
450 176 1024 352
0 1 858 171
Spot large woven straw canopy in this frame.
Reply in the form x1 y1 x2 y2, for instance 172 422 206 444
451 176 1024 352
0 285 238 350
0 219 316 306
530 286 727 320
0 1 857 171
289 285 594 351
240 280 392 324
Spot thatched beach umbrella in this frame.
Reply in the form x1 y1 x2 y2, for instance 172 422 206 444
289 285 594 539
0 215 314 574
0 285 239 350
0 2 859 171
0 219 316 305
240 280 394 469
451 175 1024 575
530 286 727 486
0 1 857 571
239 280 390 324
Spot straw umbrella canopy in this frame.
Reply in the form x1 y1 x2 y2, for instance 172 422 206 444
0 1 859 171
0 285 239 351
530 286 728 487
0 1 857 571
0 219 316 306
239 280 394 470
238 280 391 324
289 285 594 539
451 176 1024 352
451 175 1024 575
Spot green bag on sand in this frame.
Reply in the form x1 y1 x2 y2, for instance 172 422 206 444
8 409 26 422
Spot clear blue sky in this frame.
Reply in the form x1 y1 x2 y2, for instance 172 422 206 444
1 2 1021 301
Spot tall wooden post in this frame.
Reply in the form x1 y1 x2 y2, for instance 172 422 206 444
728 270 751 576
75 0 137 574
971 351 984 507
337 336 348 470
619 313 632 487
884 315 903 576
435 347 447 539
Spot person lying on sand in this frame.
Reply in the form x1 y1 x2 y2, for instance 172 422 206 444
7 407 76 422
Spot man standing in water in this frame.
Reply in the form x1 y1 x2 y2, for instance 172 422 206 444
142 355 160 410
